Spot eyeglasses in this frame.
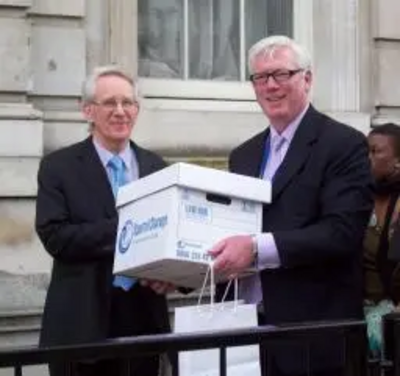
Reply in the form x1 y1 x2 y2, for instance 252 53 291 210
250 69 304 85
92 98 139 110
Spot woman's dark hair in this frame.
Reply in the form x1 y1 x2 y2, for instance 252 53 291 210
370 123 400 158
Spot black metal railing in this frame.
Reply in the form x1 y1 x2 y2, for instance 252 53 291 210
0 319 370 376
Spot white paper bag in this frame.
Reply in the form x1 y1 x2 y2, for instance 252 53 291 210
174 266 261 376
175 302 261 376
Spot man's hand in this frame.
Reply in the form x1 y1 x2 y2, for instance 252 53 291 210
140 279 176 295
208 235 255 277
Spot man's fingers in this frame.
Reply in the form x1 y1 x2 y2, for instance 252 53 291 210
157 282 174 295
213 253 230 273
208 239 227 258
166 283 176 293
147 281 176 295
209 239 229 273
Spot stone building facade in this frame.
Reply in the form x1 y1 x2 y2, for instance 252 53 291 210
0 0 399 374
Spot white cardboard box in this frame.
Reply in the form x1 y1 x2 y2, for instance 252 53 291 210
113 162 271 288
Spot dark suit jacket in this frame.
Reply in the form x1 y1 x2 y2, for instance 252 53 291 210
227 106 373 374
35 137 170 347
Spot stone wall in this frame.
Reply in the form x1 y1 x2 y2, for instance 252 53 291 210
0 0 88 356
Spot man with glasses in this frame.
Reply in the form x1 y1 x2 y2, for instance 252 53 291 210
210 36 373 376
35 66 173 376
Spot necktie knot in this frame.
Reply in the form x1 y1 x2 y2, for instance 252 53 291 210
108 155 125 172
272 135 286 153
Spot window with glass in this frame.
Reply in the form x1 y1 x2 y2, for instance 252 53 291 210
138 0 293 83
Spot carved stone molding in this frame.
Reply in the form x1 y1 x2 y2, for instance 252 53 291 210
0 104 42 157
0 0 31 9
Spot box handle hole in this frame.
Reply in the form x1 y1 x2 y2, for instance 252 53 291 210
206 193 232 206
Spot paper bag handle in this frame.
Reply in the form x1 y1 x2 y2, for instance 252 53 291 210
197 262 239 310
220 278 238 303
197 261 215 307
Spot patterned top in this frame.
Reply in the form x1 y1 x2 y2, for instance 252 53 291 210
364 195 400 303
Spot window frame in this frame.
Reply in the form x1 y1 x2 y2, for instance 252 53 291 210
138 0 313 101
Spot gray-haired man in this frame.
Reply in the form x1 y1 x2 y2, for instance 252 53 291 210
36 66 173 376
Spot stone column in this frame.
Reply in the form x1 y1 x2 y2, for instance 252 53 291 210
107 0 138 74
0 0 46 352
86 0 109 71
0 0 44 195
0 0 110 352
311 0 371 133
372 0 400 125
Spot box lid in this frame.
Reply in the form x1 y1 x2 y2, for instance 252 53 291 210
116 162 271 208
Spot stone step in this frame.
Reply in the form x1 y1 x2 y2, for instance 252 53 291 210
0 310 42 335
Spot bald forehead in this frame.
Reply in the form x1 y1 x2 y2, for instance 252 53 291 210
94 74 136 100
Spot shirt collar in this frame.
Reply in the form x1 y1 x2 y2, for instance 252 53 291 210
270 103 309 144
92 138 132 172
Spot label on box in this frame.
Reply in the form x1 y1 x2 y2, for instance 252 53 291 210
175 239 213 263
183 203 212 223
117 214 169 255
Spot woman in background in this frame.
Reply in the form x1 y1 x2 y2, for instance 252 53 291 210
364 123 400 355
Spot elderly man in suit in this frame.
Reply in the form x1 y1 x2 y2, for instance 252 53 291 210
35 66 173 376
210 36 374 376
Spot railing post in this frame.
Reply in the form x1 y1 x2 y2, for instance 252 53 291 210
14 365 22 376
219 346 227 376
383 313 400 376
171 351 179 376
344 324 368 376
368 359 382 376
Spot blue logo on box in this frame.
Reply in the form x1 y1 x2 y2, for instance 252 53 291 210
118 215 169 254
132 215 168 236
118 220 134 254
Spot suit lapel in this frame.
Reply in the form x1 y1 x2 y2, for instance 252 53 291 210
272 106 320 201
77 137 116 217
238 129 270 178
131 141 153 178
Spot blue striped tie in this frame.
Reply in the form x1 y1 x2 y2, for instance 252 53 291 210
107 155 136 291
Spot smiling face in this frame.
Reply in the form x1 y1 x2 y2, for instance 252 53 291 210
82 74 139 153
251 47 312 131
368 133 400 181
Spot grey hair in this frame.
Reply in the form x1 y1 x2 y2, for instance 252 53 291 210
81 65 139 103
248 35 312 74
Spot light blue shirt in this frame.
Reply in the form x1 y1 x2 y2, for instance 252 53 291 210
93 139 139 185
93 138 139 291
